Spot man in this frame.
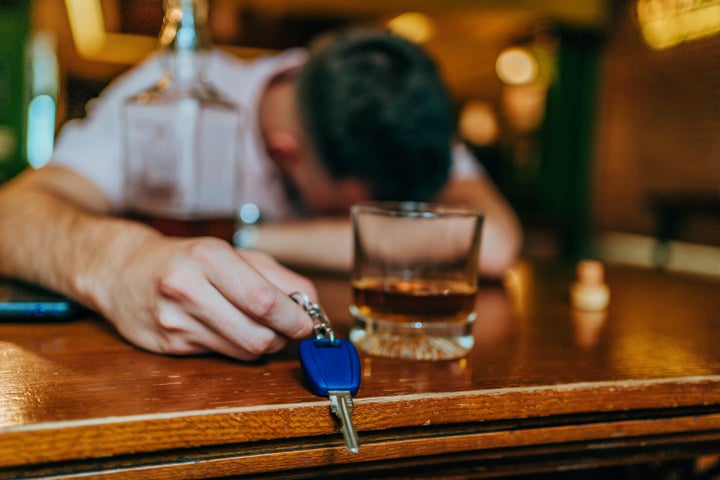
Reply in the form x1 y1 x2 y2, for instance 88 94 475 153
0 27 521 360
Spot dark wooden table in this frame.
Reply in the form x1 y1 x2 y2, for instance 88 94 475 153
1 260 719 479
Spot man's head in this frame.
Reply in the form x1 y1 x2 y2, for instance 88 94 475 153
296 27 454 203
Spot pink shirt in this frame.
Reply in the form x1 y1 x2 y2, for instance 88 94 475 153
51 48 481 220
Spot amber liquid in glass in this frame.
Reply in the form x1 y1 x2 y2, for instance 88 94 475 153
352 277 476 324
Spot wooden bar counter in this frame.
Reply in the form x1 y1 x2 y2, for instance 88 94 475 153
1 260 719 478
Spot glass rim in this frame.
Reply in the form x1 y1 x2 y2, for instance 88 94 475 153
351 201 484 219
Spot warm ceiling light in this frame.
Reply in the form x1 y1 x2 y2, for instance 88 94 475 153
63 0 272 65
459 101 499 147
63 0 156 63
387 12 435 44
64 0 106 57
636 0 720 49
495 47 539 86
501 83 547 133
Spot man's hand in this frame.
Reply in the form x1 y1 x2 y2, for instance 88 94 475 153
94 237 316 361
0 166 316 361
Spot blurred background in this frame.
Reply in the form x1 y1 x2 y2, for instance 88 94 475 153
1 0 719 275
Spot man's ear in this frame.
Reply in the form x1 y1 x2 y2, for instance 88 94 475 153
266 131 301 170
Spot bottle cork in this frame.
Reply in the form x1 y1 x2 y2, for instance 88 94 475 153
569 259 610 311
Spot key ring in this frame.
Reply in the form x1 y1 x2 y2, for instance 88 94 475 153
290 291 335 343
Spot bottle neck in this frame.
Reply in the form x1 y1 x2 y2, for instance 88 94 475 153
158 0 211 84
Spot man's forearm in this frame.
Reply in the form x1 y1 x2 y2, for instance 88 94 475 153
0 170 160 311
437 177 523 277
251 218 353 273
0 169 323 360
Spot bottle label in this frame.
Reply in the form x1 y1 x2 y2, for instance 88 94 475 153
123 100 241 218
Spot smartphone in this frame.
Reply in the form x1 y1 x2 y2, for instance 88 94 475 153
0 278 78 321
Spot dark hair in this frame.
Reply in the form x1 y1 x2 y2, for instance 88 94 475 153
297 28 453 202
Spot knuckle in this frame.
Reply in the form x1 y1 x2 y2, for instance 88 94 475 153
246 284 280 319
156 310 182 332
243 330 277 357
184 237 226 263
157 270 187 298
157 333 200 356
157 271 199 308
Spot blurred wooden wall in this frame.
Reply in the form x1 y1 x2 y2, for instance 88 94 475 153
593 2 720 246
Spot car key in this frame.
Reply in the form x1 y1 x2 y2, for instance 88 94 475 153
300 337 361 452
291 292 362 453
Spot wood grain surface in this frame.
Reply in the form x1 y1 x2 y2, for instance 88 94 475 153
1 260 719 478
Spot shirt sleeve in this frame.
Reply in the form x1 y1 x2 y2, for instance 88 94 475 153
50 56 164 211
449 142 485 179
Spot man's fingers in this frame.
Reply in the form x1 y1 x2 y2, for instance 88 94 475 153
149 238 313 360
197 246 315 340
154 297 288 361
237 250 318 298
101 236 313 361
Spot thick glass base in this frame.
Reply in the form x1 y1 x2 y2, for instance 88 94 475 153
349 310 475 361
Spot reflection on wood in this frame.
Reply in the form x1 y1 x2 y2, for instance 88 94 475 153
1 260 719 477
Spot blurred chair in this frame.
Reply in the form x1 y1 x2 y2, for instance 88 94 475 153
648 190 720 268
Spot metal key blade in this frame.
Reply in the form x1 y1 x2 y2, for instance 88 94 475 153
299 338 362 452
329 390 360 453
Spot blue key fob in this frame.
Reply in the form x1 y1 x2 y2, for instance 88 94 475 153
299 338 361 397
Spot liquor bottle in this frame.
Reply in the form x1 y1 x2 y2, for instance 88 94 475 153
122 0 241 241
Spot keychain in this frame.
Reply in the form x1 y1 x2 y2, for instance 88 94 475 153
290 292 361 453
